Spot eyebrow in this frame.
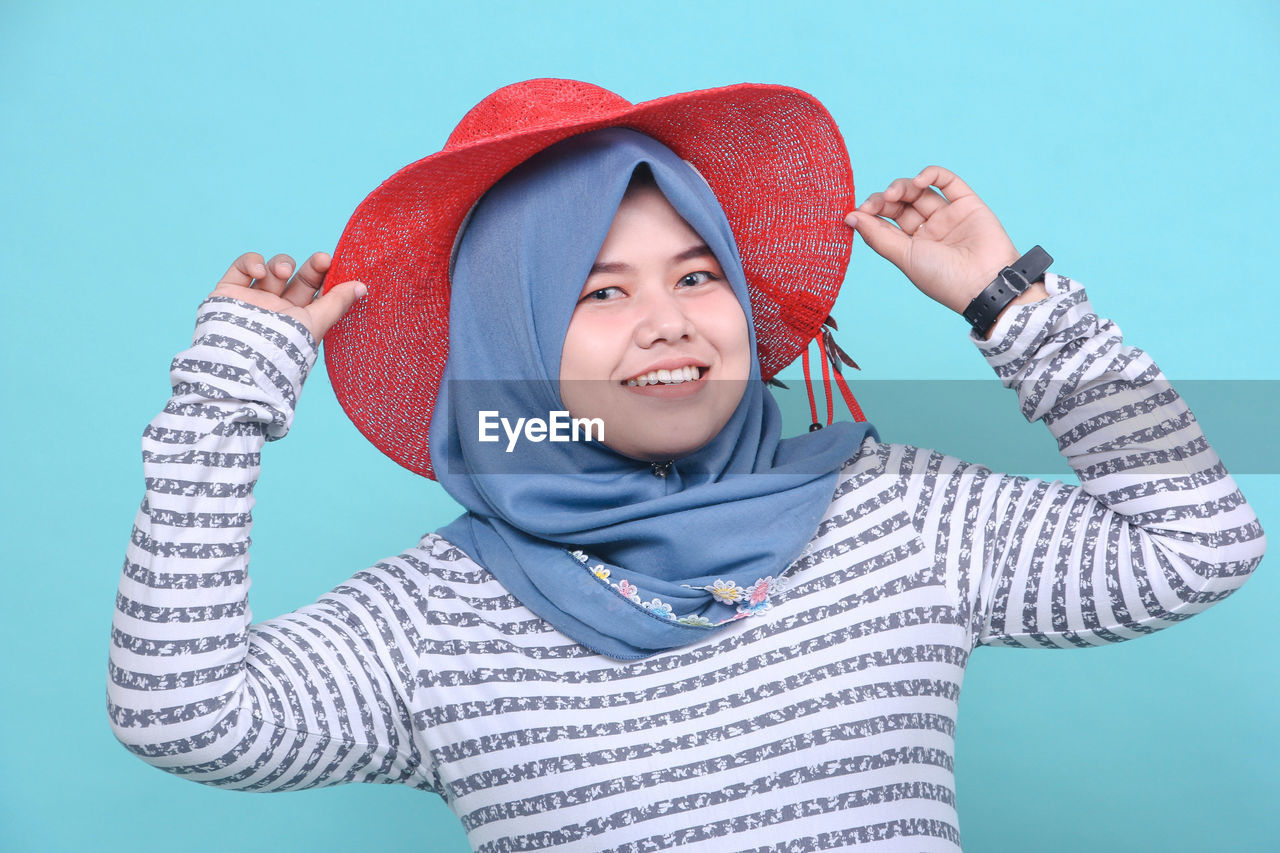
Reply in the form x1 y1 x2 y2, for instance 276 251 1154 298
587 244 716 277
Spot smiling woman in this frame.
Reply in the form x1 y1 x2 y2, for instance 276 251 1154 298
106 78 1265 852
424 124 872 659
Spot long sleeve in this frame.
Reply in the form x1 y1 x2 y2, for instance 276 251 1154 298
107 297 434 792
901 273 1265 649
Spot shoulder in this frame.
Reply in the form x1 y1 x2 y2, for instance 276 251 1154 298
820 434 914 524
835 433 946 494
352 533 485 587
308 533 485 615
300 533 508 651
832 434 998 532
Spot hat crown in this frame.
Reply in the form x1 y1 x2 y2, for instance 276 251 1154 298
445 79 633 149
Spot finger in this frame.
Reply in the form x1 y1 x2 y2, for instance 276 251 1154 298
218 252 267 288
902 192 952 237
857 192 887 216
896 207 927 236
255 253 295 296
865 198 924 235
307 279 368 340
906 186 948 222
886 176 950 218
858 192 914 221
282 252 331 307
882 177 923 205
913 165 977 204
859 191 940 237
846 211 912 273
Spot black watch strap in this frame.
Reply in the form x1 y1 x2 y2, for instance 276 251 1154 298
962 245 1053 337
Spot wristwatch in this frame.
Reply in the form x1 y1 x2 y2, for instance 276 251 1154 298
962 246 1053 337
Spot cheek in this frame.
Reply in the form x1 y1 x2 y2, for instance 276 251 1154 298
707 296 752 375
560 317 599 382
559 334 587 384
559 312 625 385
557 332 594 422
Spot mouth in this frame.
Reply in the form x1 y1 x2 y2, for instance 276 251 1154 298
623 365 708 387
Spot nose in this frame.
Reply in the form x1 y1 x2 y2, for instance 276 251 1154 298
633 287 694 348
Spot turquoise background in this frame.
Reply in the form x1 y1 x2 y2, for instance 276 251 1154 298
3 1 1276 850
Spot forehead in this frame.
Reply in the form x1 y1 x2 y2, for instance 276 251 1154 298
595 186 707 259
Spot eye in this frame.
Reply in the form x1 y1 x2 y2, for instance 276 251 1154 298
581 285 623 302
677 270 720 288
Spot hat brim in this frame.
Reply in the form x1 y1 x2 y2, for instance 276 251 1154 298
324 81 854 480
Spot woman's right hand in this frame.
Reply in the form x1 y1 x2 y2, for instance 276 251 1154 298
210 251 366 343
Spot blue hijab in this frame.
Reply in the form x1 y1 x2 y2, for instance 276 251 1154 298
430 129 876 660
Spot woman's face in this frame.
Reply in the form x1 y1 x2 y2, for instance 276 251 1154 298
558 185 751 462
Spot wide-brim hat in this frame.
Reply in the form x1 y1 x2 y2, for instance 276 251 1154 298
324 78 855 480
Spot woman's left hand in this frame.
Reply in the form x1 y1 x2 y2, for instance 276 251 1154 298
847 166 1046 316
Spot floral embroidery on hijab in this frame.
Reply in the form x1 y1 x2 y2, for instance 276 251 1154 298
569 549 792 626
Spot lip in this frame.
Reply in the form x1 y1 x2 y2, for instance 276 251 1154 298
624 376 706 399
621 360 710 399
620 357 710 385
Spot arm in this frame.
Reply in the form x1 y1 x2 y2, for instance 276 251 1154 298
107 255 435 790
900 273 1264 646
850 167 1264 647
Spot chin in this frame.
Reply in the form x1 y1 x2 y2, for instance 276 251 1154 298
629 447 703 463
574 387 745 464
611 431 720 463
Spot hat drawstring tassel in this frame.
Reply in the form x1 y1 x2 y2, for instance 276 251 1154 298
832 367 867 423
801 346 823 431
806 322 868 426
798 325 867 429
821 321 868 423
818 337 835 427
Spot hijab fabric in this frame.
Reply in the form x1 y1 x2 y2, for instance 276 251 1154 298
430 129 877 660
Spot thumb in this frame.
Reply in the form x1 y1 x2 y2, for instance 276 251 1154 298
309 279 368 340
847 211 911 275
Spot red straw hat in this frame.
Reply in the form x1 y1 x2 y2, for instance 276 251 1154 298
324 78 855 480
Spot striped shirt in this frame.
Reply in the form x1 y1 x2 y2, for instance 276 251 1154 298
108 274 1265 851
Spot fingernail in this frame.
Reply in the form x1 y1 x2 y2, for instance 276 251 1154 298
355 282 368 298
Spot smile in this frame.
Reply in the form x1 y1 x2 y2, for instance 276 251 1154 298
624 365 706 386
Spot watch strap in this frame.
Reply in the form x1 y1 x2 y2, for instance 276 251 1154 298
962 245 1053 336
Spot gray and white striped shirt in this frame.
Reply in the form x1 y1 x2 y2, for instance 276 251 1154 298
108 274 1265 851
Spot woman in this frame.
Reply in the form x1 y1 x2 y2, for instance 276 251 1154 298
108 80 1264 851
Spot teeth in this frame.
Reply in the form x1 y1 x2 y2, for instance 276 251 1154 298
626 366 702 386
